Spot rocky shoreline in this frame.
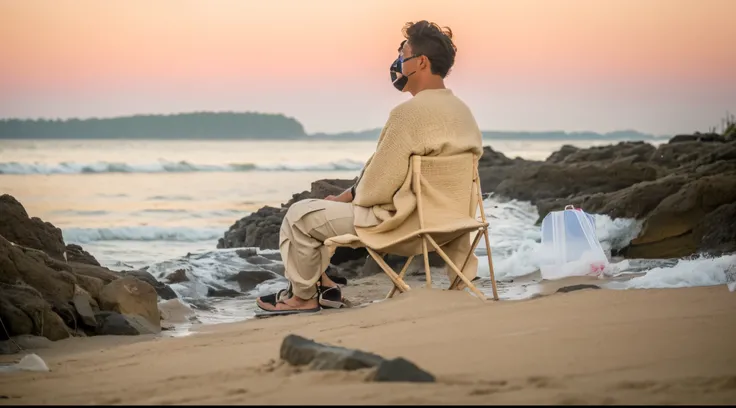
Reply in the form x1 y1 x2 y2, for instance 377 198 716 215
1 131 734 350
219 132 736 270
0 194 184 353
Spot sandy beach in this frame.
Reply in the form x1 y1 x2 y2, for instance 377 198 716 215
1 278 734 405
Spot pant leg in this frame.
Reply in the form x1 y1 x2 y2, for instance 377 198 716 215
280 199 356 299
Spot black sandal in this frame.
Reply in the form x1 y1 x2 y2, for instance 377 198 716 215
318 281 346 309
255 283 321 317
257 282 292 307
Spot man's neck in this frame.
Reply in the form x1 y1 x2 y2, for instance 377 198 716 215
409 76 446 96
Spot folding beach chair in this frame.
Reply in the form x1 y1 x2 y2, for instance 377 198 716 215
325 153 499 301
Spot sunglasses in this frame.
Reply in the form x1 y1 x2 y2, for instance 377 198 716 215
399 54 421 64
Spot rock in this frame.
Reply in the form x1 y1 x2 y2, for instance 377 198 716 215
158 299 196 325
279 335 434 382
622 173 736 258
0 341 20 355
556 284 601 293
694 202 736 256
245 255 273 265
494 161 659 204
119 270 178 300
280 334 384 370
649 140 727 169
64 243 100 266
0 286 71 341
668 133 724 144
478 145 517 166
259 263 286 275
0 236 77 337
99 276 161 328
0 194 66 260
0 296 34 340
206 286 242 298
217 206 284 250
69 262 118 283
0 335 53 355
535 174 691 222
72 286 97 327
545 144 579 163
165 269 189 284
0 196 165 341
75 274 106 303
95 312 159 336
476 147 533 193
370 357 436 383
225 270 282 292
550 141 656 165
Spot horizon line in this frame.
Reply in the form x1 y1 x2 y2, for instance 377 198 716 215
0 110 677 137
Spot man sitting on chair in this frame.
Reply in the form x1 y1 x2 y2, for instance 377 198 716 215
256 20 484 315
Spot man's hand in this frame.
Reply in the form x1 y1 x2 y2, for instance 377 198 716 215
325 188 353 203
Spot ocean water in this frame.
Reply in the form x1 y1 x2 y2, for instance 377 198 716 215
1 138 732 327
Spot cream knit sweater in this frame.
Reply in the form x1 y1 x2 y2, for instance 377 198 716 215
351 88 483 250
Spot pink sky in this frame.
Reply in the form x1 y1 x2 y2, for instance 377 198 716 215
1 0 735 135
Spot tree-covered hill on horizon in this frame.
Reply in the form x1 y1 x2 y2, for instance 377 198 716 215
0 111 669 141
0 112 307 140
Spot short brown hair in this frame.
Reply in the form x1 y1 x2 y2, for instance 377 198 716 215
402 21 457 78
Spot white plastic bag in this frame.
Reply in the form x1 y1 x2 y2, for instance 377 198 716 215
0 353 49 373
539 205 609 280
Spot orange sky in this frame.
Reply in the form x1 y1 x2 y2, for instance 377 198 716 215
1 0 735 134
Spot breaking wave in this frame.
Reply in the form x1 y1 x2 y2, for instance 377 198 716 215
0 159 364 175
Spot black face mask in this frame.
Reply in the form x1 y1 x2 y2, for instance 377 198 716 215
389 55 417 92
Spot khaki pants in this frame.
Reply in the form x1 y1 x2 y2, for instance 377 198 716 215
280 199 479 299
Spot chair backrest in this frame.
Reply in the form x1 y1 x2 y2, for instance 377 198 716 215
411 152 482 233
355 152 484 258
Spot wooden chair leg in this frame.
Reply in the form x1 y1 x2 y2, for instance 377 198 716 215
482 228 499 300
421 238 431 288
366 247 411 293
449 229 484 290
386 255 415 299
424 235 486 301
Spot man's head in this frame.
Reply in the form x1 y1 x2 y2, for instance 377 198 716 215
390 20 456 95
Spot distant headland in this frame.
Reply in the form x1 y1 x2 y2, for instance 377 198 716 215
0 111 669 141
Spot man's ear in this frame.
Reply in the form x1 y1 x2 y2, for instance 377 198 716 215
420 55 430 71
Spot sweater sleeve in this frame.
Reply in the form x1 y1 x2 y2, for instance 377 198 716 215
353 109 414 207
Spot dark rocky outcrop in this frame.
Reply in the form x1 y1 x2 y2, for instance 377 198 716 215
0 194 66 260
64 243 100 266
0 195 170 349
480 135 736 259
